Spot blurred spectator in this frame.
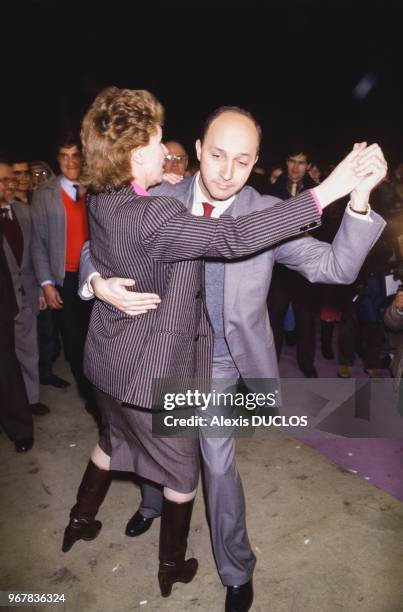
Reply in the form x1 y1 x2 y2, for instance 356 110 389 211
308 161 321 184
30 159 64 387
163 140 188 175
269 164 283 185
247 165 270 193
0 162 50 416
12 159 33 204
270 147 316 199
384 289 403 378
31 160 55 188
31 133 93 406
268 146 319 377
316 196 393 378
0 176 34 452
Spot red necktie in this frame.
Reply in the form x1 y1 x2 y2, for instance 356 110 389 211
202 202 215 217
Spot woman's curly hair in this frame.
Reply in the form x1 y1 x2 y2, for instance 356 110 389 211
80 86 164 193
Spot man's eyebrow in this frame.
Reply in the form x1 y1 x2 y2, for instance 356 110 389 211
210 146 251 157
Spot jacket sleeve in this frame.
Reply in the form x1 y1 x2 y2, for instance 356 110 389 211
140 190 322 262
77 240 96 300
31 188 54 285
273 208 386 285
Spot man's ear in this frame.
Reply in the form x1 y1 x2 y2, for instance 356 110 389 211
195 139 202 162
131 147 144 167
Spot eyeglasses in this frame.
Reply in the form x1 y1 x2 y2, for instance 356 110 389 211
165 154 188 163
32 170 50 178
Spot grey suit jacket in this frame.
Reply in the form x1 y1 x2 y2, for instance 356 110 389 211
31 176 66 286
3 200 40 317
80 176 385 386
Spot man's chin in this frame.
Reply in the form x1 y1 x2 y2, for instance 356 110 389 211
209 187 238 201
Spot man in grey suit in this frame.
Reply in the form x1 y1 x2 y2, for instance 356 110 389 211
79 107 386 611
0 163 34 453
0 162 49 418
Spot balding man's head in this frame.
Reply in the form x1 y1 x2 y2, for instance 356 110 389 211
195 108 260 201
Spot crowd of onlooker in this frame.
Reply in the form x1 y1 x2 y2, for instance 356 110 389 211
1 134 403 454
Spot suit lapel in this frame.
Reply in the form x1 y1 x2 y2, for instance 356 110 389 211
223 190 246 316
184 175 197 211
10 202 27 269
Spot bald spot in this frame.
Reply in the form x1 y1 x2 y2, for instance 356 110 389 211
204 111 260 159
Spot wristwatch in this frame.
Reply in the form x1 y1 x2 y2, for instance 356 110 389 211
349 203 370 215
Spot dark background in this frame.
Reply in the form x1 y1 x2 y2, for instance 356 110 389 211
1 0 402 170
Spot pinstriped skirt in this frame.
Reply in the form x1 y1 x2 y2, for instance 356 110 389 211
94 387 200 493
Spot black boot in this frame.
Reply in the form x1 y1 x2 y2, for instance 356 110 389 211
158 497 198 597
62 460 111 552
321 321 334 360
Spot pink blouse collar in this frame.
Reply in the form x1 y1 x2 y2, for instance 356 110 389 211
131 180 149 196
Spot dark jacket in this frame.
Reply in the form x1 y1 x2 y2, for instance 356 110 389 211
0 218 18 325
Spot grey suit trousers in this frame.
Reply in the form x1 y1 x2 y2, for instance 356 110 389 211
138 350 255 586
15 300 39 405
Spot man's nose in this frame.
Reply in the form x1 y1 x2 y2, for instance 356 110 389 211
220 160 234 181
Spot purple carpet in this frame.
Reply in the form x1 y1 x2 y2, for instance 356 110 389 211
278 323 403 501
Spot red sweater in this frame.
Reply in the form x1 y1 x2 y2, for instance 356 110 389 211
61 189 89 272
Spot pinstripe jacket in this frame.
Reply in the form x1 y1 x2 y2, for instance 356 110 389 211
84 185 321 408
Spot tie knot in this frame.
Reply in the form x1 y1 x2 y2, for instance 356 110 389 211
202 202 215 217
0 206 12 221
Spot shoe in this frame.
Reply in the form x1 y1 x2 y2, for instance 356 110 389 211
15 437 34 453
40 374 71 388
225 580 253 612
62 460 111 552
30 402 50 415
158 497 198 597
125 511 154 537
301 366 318 378
62 517 102 552
364 368 384 378
337 365 352 378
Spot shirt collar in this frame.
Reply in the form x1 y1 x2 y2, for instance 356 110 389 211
131 180 150 196
193 172 236 209
60 175 80 200
1 204 13 220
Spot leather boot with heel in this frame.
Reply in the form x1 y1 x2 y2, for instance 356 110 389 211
62 460 111 553
158 497 198 597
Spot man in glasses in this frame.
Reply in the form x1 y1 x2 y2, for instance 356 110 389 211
0 162 34 453
0 160 50 431
12 159 33 205
163 140 189 176
31 161 55 188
